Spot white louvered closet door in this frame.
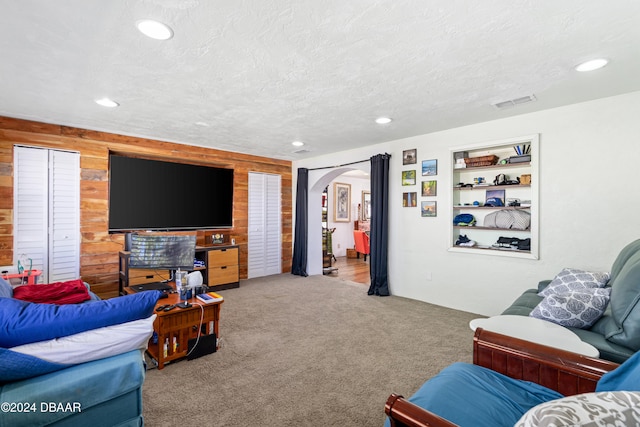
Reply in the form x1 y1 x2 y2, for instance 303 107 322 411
248 172 281 278
14 146 80 283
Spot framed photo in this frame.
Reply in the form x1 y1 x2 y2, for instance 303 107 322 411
421 180 437 197
421 201 437 217
485 189 505 206
421 159 438 176
361 191 371 221
402 192 417 207
333 182 351 222
403 149 417 165
402 170 416 186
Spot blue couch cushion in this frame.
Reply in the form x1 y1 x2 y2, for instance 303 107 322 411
0 290 161 347
501 289 542 316
596 349 640 392
569 327 635 364
384 363 563 427
591 251 640 351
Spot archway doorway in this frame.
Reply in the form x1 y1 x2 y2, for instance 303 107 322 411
306 165 370 278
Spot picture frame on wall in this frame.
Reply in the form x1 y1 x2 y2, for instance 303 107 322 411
402 170 416 186
421 201 437 217
403 149 417 165
421 180 437 196
421 159 438 176
403 192 417 207
333 182 351 222
361 191 371 221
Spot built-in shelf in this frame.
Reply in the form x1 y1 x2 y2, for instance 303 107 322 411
450 135 539 259
454 225 531 231
454 184 531 191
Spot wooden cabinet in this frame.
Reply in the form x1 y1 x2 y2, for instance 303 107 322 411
119 244 240 294
450 135 539 259
127 268 170 286
207 245 240 290
118 252 170 294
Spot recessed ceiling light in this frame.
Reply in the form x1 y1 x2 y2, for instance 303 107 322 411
136 19 174 40
95 98 119 108
291 141 305 147
375 117 392 124
575 58 608 72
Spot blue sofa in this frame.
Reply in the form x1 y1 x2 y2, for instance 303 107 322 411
0 278 160 426
0 350 147 427
502 239 640 363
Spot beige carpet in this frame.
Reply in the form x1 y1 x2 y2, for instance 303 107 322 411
142 273 480 426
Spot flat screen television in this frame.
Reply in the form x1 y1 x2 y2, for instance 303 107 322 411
108 154 233 232
129 234 196 270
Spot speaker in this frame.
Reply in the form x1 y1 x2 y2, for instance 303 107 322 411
124 232 135 251
187 333 217 360
187 270 203 288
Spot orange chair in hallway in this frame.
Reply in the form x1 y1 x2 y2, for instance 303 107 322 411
353 230 370 261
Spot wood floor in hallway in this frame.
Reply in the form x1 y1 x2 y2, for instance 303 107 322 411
327 256 370 286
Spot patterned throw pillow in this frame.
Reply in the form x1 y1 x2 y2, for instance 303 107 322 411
538 268 610 297
515 391 640 427
530 288 611 329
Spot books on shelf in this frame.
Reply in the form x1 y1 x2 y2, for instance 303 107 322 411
196 291 224 304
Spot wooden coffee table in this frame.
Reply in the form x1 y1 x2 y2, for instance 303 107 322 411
125 285 223 369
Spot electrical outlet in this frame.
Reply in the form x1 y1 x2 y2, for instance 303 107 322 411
0 265 18 275
337 243 341 249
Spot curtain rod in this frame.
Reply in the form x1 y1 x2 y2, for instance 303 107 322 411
307 153 390 171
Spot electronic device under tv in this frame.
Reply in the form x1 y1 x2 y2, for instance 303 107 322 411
129 234 196 270
108 154 233 232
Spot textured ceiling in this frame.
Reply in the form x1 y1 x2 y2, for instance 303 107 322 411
1 1 639 160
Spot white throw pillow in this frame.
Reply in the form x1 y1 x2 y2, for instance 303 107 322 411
9 314 156 364
530 288 611 329
515 391 640 427
538 268 610 298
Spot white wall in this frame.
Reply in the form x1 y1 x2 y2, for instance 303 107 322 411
293 90 640 316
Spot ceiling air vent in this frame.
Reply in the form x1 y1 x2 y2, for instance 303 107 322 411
492 94 537 110
293 149 310 154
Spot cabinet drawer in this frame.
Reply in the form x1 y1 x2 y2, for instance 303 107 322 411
128 269 168 285
208 248 238 268
208 265 239 286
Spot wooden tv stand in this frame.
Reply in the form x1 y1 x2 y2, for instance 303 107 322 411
118 245 240 295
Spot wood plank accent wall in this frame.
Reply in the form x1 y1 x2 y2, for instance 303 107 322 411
0 116 292 299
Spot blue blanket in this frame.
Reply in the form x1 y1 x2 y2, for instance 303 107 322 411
384 363 563 427
0 348 68 383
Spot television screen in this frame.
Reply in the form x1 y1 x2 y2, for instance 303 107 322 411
108 155 233 232
129 234 196 270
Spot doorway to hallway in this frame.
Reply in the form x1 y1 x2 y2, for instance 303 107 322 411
326 256 370 286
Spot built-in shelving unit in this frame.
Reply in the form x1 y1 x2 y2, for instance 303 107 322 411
449 134 539 259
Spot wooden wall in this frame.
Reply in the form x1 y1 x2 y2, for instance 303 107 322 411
0 116 292 299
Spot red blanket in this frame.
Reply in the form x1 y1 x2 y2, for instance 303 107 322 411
12 279 91 304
